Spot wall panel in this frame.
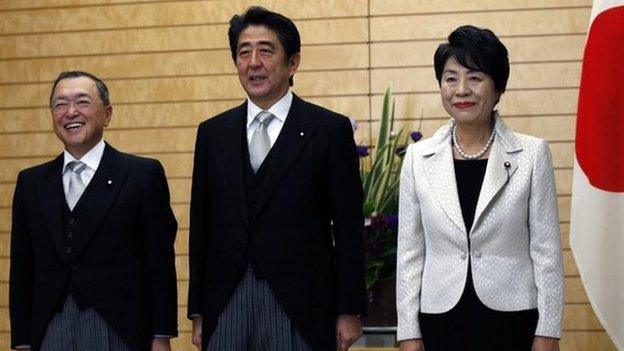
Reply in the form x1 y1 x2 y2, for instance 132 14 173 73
0 0 368 35
0 18 368 59
370 8 590 42
0 43 369 84
371 35 586 68
0 1 614 350
372 61 582 93
1 70 368 108
370 0 592 15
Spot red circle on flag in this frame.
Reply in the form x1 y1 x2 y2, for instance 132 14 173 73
576 5 624 192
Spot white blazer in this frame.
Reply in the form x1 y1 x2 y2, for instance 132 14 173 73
396 113 564 341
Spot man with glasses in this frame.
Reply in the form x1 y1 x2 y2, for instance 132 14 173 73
9 71 178 351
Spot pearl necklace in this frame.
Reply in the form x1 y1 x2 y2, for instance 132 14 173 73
452 123 495 160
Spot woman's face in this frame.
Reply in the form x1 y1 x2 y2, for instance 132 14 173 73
440 58 500 127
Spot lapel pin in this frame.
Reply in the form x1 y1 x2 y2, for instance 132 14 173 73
504 161 511 168
107 180 113 187
299 132 305 137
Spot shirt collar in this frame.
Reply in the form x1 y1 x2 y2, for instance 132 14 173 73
246 90 293 128
63 139 106 173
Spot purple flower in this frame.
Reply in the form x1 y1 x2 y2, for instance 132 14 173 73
385 214 398 230
410 131 423 142
370 215 388 230
357 145 369 157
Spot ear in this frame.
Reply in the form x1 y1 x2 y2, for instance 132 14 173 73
288 52 301 76
104 105 113 127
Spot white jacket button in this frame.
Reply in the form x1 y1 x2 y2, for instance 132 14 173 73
474 251 482 258
460 252 467 260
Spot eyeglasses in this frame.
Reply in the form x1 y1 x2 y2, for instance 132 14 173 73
50 99 96 115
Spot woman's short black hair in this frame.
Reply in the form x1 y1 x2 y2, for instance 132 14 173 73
228 6 301 86
434 25 509 93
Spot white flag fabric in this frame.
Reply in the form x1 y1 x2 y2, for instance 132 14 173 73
570 1 624 349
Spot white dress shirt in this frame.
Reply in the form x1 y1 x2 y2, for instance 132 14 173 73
246 90 293 147
62 140 105 199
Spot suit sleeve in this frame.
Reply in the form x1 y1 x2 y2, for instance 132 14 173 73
142 160 178 336
396 145 425 341
187 124 208 318
528 140 564 338
327 117 367 315
9 172 35 348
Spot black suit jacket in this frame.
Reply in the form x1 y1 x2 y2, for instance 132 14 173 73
9 144 178 351
188 94 367 351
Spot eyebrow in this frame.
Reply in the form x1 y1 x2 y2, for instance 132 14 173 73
52 93 92 102
443 69 482 75
238 40 276 51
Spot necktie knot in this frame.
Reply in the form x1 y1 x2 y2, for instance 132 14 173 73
255 111 275 128
68 161 87 175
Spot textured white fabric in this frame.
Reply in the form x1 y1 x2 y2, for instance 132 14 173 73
396 113 564 341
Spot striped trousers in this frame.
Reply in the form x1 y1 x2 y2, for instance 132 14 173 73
40 296 132 351
207 269 314 351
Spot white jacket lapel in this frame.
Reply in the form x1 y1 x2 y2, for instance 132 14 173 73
421 122 466 235
472 114 521 233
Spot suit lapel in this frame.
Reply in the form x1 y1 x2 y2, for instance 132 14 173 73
472 114 520 234
217 102 249 222
253 95 317 221
71 144 128 258
422 139 467 234
38 154 69 262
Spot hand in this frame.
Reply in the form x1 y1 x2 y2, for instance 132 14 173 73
335 314 362 350
399 338 424 351
532 336 559 351
151 337 171 351
192 316 203 350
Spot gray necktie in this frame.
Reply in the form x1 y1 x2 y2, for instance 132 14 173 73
249 111 275 172
66 161 87 210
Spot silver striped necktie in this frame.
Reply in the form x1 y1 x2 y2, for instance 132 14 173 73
249 111 275 172
66 161 87 210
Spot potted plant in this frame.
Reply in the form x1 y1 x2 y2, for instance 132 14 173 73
355 88 422 326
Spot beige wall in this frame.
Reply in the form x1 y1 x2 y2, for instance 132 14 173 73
0 0 615 350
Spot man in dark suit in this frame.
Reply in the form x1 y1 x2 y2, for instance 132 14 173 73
9 71 178 351
187 6 367 351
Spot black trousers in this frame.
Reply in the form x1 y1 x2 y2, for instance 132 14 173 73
420 269 538 351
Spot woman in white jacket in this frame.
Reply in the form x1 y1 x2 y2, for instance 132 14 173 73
396 25 564 351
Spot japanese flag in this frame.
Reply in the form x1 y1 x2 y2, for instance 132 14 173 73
570 1 624 349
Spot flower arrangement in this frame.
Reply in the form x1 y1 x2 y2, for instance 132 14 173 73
356 88 422 290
